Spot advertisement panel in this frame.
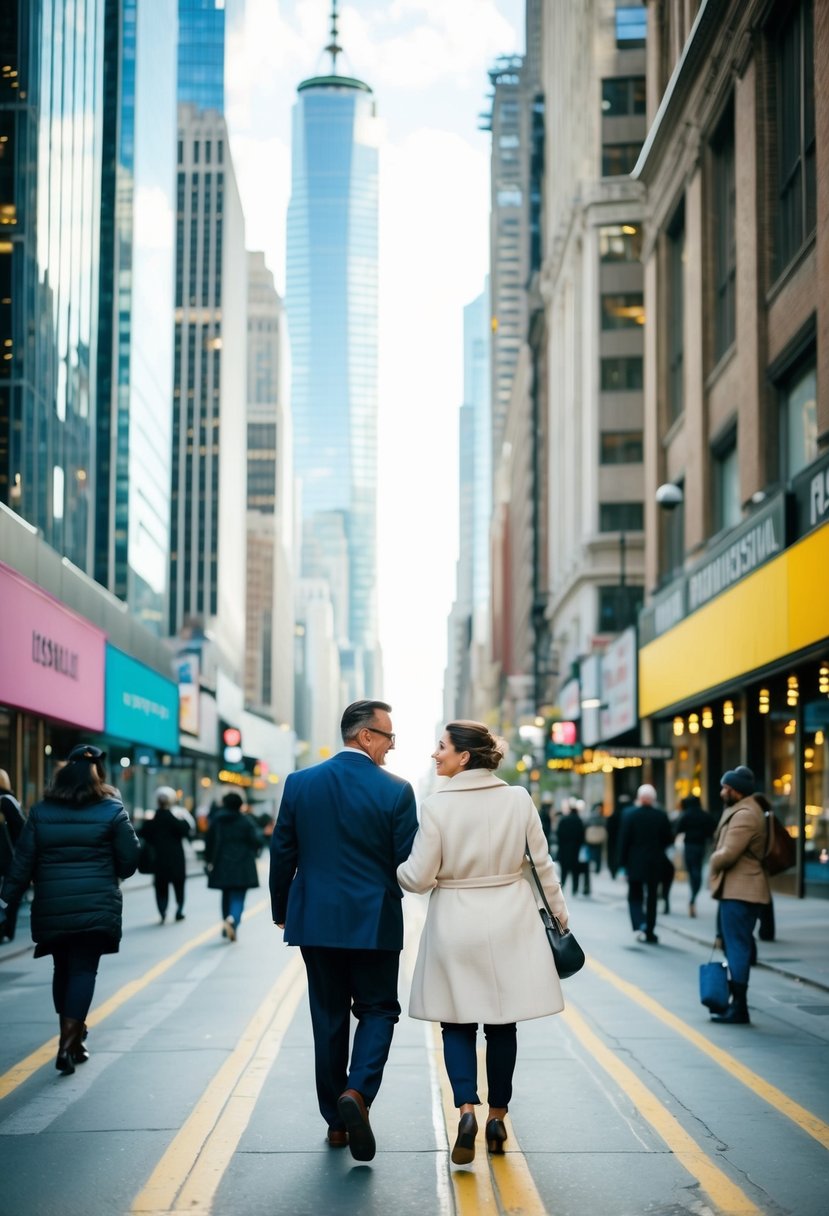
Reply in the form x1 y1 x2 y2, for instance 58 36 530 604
0 561 105 730
105 645 179 752
600 627 638 740
176 653 200 735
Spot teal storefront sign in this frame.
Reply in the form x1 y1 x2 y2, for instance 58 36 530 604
105 646 179 753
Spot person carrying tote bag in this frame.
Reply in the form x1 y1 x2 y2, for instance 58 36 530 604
397 721 570 1168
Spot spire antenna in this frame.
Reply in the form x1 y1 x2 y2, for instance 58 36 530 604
325 1 343 74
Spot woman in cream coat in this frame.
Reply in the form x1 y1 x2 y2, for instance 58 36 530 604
397 721 569 1166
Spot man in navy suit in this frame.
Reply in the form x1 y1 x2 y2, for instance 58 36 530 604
270 700 417 1161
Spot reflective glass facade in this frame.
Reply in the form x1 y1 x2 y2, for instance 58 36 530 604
0 0 107 571
287 76 379 678
96 0 177 632
177 0 225 113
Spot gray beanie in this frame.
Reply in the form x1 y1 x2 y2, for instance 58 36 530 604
720 766 755 796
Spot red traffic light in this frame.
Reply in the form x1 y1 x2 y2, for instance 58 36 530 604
223 727 242 746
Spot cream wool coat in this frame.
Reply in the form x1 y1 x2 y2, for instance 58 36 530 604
397 768 569 1024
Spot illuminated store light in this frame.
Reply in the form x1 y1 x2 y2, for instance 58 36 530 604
688 713 699 735
673 716 684 737
701 707 713 729
758 688 770 715
820 664 829 695
787 674 799 707
723 700 735 725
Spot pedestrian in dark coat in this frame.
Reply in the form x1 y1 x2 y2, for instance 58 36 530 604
555 800 585 895
204 791 261 941
617 784 673 943
0 768 25 943
674 794 715 916
141 786 192 924
0 744 138 1073
605 793 631 878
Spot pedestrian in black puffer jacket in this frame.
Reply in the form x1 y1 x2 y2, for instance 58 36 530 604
204 792 261 942
0 744 139 1075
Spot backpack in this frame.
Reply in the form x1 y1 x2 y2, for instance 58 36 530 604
763 810 796 876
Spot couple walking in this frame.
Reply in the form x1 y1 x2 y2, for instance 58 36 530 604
270 700 569 1165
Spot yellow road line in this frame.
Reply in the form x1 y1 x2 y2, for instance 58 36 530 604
430 1025 549 1216
131 952 305 1214
563 1003 761 1216
0 898 269 1102
587 956 829 1152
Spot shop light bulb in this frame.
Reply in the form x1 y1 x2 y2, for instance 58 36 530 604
688 713 699 735
787 674 799 706
758 688 770 714
723 700 735 725
820 664 829 695
702 707 713 729
673 716 684 736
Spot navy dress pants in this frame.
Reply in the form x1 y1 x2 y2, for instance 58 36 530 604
440 1022 517 1109
300 946 401 1129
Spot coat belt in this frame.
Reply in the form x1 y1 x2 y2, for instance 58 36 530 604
435 870 523 889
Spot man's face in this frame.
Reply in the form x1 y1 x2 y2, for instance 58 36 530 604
360 710 396 766
721 784 740 806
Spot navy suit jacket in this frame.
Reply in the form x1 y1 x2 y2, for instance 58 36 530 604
269 750 418 951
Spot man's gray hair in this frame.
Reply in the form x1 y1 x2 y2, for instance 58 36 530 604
340 699 392 742
636 783 658 804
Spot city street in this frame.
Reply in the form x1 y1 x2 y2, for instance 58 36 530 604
1 863 827 1216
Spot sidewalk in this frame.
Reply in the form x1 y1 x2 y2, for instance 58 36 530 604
586 866 829 993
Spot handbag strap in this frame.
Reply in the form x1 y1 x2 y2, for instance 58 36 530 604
524 836 555 920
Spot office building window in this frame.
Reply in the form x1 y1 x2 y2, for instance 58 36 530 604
601 356 643 391
599 224 642 262
712 430 740 533
712 106 736 360
602 143 642 176
601 432 644 464
615 3 646 48
601 293 645 329
599 585 644 633
779 358 817 479
599 502 644 531
667 206 685 423
602 77 646 116
775 0 816 274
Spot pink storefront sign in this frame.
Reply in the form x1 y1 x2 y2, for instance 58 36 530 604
0 561 106 730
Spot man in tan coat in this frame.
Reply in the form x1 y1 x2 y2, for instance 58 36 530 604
708 766 771 1024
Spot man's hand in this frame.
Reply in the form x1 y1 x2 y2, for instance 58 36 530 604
276 922 285 929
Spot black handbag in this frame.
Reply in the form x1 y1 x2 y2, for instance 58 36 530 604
137 837 157 876
525 838 586 979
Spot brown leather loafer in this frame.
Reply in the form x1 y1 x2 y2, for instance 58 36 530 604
327 1127 348 1148
337 1089 376 1161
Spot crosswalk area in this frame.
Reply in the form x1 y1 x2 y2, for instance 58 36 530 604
1 871 828 1216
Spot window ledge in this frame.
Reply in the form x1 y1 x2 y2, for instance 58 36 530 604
705 343 737 393
765 234 817 308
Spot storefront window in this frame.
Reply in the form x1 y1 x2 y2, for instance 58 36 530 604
768 712 798 847
803 710 829 893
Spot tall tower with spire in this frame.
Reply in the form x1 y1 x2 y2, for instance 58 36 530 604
287 5 381 733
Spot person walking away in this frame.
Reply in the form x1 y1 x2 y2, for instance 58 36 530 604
584 803 608 874
674 794 715 917
539 792 553 850
270 700 417 1162
555 799 585 895
606 793 631 879
398 721 569 1167
618 784 673 943
0 745 138 1073
708 767 771 1025
0 769 25 943
141 786 192 923
205 792 261 941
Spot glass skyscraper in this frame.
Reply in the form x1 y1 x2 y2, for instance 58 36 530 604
287 40 380 694
177 0 226 113
0 0 107 570
96 0 177 632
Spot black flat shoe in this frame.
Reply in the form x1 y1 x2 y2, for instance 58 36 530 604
55 1048 75 1075
451 1112 478 1165
485 1118 507 1154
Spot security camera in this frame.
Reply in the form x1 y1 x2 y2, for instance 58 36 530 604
655 483 684 509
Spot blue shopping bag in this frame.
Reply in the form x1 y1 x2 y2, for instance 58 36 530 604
699 954 729 1013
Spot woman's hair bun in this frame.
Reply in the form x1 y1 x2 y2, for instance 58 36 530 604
446 720 505 771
